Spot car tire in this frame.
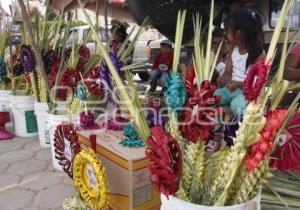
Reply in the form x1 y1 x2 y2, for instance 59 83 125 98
138 72 150 81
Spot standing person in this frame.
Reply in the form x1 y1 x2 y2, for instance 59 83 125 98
110 19 129 54
216 8 265 116
148 39 173 95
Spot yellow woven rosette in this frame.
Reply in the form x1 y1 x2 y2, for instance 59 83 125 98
73 148 108 210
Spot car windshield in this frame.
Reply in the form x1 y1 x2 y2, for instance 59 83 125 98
83 28 111 43
66 29 78 46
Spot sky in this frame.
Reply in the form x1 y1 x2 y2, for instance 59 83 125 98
0 0 13 14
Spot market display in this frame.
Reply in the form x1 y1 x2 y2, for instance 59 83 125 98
1 0 300 209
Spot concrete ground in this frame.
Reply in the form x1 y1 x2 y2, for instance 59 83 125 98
0 136 76 210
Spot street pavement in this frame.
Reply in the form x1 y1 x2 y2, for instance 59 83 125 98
0 136 76 210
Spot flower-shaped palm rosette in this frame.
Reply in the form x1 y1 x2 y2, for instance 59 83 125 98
181 68 221 143
73 148 108 210
50 62 81 100
120 124 145 148
270 113 300 172
76 45 90 72
245 109 287 173
0 57 7 84
54 123 81 178
84 66 103 96
243 60 269 102
145 126 183 197
42 50 59 75
20 45 35 73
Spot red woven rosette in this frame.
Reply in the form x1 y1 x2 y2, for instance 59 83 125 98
145 126 182 197
243 60 269 102
76 45 90 72
54 123 81 178
245 109 287 173
270 113 300 172
180 67 221 143
50 62 81 100
180 104 218 143
185 66 198 98
84 66 103 96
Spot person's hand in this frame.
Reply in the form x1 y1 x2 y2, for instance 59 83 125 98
227 81 238 92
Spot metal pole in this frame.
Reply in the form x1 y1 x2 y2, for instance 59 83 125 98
104 0 109 43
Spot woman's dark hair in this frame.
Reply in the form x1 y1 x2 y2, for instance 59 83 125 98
111 24 128 43
212 28 225 38
224 8 264 68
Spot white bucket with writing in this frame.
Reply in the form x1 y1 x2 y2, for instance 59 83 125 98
10 94 37 137
0 90 13 130
46 111 79 170
160 194 261 210
34 102 50 148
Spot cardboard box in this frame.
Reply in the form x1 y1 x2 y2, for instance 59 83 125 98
78 130 161 210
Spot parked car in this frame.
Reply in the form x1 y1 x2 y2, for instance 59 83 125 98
67 25 111 54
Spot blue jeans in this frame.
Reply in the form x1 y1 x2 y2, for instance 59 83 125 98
214 87 246 116
149 69 170 92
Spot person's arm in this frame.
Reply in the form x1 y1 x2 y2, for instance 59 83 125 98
218 50 233 86
284 54 300 81
152 54 159 70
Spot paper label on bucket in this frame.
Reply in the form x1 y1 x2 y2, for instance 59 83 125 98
64 138 72 161
25 111 38 133
87 164 97 189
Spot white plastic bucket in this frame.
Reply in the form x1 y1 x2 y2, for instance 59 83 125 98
54 101 68 112
10 94 38 137
46 111 79 170
34 102 50 148
160 194 261 210
0 90 13 130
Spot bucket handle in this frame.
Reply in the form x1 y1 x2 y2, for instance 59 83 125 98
12 103 27 116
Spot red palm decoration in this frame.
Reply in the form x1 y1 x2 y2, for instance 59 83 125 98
145 126 182 197
76 45 90 72
54 123 81 178
180 67 221 143
84 66 103 96
185 66 197 98
270 113 300 172
245 109 287 173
